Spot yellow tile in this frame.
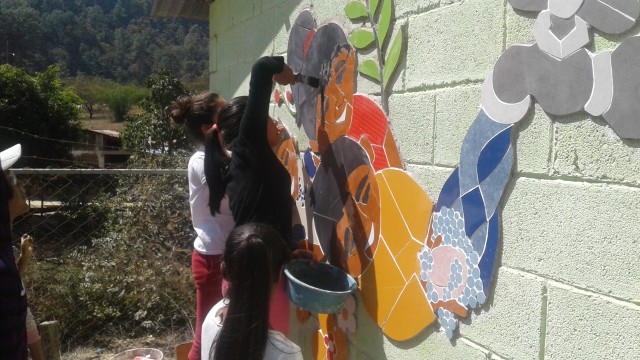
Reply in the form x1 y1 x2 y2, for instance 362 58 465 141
382 275 436 341
375 172 414 257
394 239 424 281
359 235 405 328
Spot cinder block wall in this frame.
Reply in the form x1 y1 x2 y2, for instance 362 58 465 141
209 0 640 359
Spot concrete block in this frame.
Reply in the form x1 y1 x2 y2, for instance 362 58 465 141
406 164 456 201
216 26 249 71
210 0 231 34
505 5 536 47
272 0 313 55
209 70 230 98
209 34 217 73
395 0 440 18
552 115 640 186
502 177 640 300
384 330 489 360
406 0 504 89
309 0 353 31
242 14 279 60
433 85 482 166
545 285 640 360
514 105 552 175
229 65 252 98
459 268 544 360
388 91 435 165
230 0 259 25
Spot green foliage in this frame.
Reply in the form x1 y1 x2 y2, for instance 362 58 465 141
66 75 114 119
0 0 208 84
344 0 406 110
121 70 191 154
99 83 147 122
27 155 195 346
0 64 82 167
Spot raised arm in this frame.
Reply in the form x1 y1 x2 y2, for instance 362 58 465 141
238 56 286 145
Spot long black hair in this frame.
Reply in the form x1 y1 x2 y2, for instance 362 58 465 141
211 223 290 360
205 96 247 215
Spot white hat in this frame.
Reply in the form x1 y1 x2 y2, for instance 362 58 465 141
0 144 21 171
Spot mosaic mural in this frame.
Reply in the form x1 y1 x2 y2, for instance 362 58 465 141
272 0 640 356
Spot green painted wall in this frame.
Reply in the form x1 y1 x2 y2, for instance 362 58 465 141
208 0 640 359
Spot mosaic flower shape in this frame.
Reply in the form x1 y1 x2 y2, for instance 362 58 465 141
336 294 356 335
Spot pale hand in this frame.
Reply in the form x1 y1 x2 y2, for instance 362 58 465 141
273 64 295 85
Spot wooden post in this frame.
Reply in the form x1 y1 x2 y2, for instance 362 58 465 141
39 320 61 360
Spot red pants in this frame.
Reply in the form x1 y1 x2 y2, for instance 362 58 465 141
188 251 223 360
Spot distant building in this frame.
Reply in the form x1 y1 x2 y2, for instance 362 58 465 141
72 129 131 168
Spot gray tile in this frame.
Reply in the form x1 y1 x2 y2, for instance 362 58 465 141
577 0 638 34
481 67 532 125
524 46 593 115
549 0 584 19
584 51 613 116
508 0 547 12
492 46 529 104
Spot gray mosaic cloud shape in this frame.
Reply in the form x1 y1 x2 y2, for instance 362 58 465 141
577 0 640 34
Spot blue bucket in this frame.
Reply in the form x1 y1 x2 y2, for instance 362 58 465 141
284 259 357 314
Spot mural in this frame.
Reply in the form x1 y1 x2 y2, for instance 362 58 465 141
272 0 640 356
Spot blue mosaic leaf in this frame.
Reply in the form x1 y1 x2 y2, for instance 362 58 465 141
303 148 317 178
461 187 486 237
477 127 512 183
479 146 514 219
478 212 499 294
436 167 460 211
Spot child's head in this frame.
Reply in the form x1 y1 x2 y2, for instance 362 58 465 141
170 92 226 144
213 223 290 360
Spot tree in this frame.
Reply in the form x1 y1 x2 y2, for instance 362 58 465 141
0 64 82 167
99 83 146 122
66 75 112 119
121 70 191 155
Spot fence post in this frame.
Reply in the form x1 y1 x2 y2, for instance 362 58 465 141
39 320 61 360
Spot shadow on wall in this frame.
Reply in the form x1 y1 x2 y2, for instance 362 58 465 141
209 0 307 97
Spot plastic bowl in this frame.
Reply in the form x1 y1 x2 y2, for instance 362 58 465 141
110 348 163 360
284 259 357 314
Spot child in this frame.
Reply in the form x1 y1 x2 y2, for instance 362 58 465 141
200 223 302 360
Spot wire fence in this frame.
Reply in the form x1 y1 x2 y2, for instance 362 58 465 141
11 168 197 356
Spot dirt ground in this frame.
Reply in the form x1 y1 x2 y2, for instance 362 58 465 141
61 331 193 360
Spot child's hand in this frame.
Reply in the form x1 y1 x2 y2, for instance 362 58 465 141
20 234 34 259
273 64 295 85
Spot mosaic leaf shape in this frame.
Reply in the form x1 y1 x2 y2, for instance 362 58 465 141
383 28 404 89
344 1 368 20
378 0 392 46
358 59 381 81
370 0 380 15
349 29 376 49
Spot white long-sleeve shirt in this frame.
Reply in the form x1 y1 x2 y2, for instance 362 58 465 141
188 146 235 255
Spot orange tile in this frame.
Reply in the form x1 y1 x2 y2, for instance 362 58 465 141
375 172 413 257
382 275 436 341
394 239 424 281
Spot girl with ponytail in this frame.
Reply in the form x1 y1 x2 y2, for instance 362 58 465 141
201 223 302 360
170 92 239 360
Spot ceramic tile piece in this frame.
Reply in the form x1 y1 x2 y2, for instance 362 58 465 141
477 127 512 183
469 220 488 258
395 240 424 281
436 168 460 211
310 137 380 276
359 234 406 328
549 15 576 39
383 129 403 169
479 146 513 220
459 110 512 194
304 148 318 178
376 171 414 258
481 68 532 125
348 95 398 171
524 46 593 115
585 51 613 117
508 0 547 12
477 212 499 293
603 36 640 139
297 23 349 140
549 0 584 19
382 276 436 341
461 187 486 238
492 46 529 104
577 0 638 34
533 11 590 59
288 10 316 74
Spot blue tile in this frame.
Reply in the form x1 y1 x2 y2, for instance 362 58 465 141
478 212 499 294
461 187 486 237
436 167 460 211
479 146 514 219
303 148 317 179
469 220 488 257
477 127 512 183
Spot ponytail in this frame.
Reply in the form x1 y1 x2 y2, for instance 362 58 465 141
204 96 246 215
212 224 289 360
204 127 229 215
